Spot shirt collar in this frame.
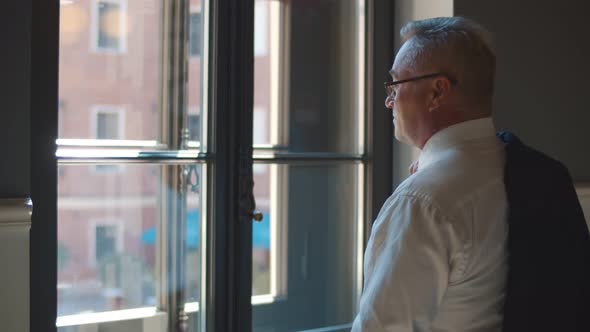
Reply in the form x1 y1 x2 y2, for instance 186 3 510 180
418 117 497 171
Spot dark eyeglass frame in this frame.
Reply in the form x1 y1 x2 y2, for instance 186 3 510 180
384 72 458 99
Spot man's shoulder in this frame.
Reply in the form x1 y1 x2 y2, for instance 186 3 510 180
395 152 505 215
396 157 465 199
392 168 456 214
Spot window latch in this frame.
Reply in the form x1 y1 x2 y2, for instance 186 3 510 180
183 164 199 193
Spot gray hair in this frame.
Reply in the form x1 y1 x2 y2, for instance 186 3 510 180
400 17 496 107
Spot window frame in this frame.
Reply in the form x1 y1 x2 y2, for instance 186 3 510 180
89 105 127 173
38 0 397 331
250 1 371 330
57 0 208 330
31 0 60 330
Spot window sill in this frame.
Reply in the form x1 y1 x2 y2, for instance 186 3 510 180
56 307 165 328
56 295 283 329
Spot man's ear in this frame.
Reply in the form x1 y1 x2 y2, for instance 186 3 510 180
429 77 452 111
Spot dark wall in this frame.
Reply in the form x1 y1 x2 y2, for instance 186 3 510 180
455 0 590 181
0 1 59 331
0 2 31 197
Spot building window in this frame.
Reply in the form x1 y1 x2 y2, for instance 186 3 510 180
92 106 124 172
92 106 124 140
88 220 124 267
187 107 201 141
95 224 119 263
189 12 201 57
93 0 127 53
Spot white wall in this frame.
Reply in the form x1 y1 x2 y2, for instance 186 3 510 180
0 199 31 332
394 0 453 42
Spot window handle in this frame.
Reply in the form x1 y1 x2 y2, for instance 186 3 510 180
250 210 264 222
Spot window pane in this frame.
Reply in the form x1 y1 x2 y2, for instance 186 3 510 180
186 166 203 304
252 164 273 296
187 1 205 144
59 0 161 141
253 0 275 147
253 0 365 153
57 164 160 316
188 111 201 141
253 163 361 331
186 164 203 332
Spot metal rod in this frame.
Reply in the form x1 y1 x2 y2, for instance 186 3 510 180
57 149 364 163
253 152 366 163
56 150 212 164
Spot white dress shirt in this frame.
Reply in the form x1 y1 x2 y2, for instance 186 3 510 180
352 118 508 332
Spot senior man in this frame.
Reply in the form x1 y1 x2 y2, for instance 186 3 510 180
352 17 507 331
352 15 590 332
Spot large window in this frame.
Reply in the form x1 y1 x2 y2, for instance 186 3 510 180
57 0 371 331
58 0 201 330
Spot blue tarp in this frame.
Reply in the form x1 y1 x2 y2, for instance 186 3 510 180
141 209 270 249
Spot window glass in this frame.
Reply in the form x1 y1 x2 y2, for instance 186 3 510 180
252 1 365 331
188 111 201 141
57 164 160 316
252 164 273 297
57 0 365 330
58 0 206 327
252 108 267 145
59 0 161 141
253 0 275 148
186 165 203 304
253 0 364 154
187 0 204 145
254 2 268 57
253 163 361 331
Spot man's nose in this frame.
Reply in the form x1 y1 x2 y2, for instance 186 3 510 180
385 96 394 109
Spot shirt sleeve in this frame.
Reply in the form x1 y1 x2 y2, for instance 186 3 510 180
352 192 458 332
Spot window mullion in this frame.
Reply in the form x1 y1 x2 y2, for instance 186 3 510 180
159 1 191 332
209 0 256 331
160 0 189 149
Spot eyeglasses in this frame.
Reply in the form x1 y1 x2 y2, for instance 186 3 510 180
384 72 457 99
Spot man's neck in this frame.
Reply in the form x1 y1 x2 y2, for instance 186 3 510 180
417 110 491 149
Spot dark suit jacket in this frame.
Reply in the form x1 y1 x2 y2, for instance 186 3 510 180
498 132 590 332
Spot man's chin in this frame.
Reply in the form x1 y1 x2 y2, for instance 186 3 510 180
394 133 416 148
394 130 408 144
